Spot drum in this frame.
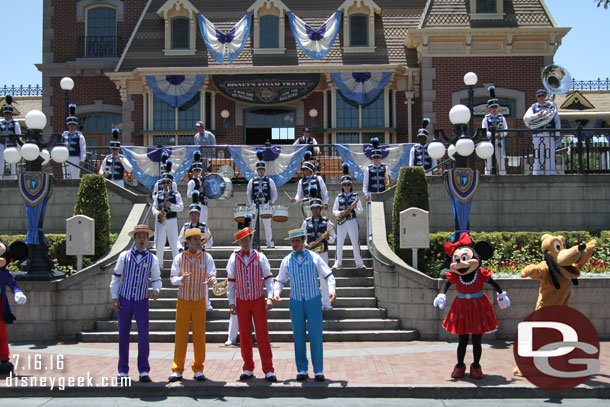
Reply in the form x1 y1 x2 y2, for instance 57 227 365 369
203 174 232 200
272 205 289 222
260 205 273 219
233 206 247 222
301 198 312 220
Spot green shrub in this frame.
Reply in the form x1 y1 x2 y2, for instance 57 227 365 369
74 174 111 259
391 166 429 267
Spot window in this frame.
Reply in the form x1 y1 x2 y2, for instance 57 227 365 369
79 113 122 133
361 94 384 127
336 133 359 143
171 17 189 49
86 6 117 57
469 0 503 20
349 14 368 47
477 0 497 13
205 92 212 129
271 128 295 140
154 97 176 130
260 15 280 48
154 92 201 131
178 92 200 129
334 91 388 143
336 93 359 128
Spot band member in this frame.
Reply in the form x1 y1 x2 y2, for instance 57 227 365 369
169 228 216 382
178 203 213 311
61 104 86 179
524 89 561 175
291 159 328 212
293 127 320 156
247 150 277 248
151 173 183 268
152 155 177 199
363 138 390 201
482 87 508 175
274 229 336 382
227 220 277 382
0 95 19 180
409 118 437 175
0 241 28 375
333 164 365 271
301 186 336 310
187 158 209 225
99 129 133 187
109 225 161 382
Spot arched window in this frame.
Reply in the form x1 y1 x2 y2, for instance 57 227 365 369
349 14 368 47
171 17 189 49
260 15 280 48
86 6 117 57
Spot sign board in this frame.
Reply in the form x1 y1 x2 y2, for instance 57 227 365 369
66 215 95 256
399 207 430 249
213 74 320 105
473 103 510 116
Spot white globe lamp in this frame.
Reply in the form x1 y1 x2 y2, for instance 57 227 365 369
447 144 457 161
51 146 70 163
21 143 41 161
220 109 230 119
60 77 75 91
25 110 47 130
427 141 446 160
463 72 478 87
449 104 471 125
456 137 475 156
475 141 494 159
40 149 51 165
309 108 318 118
3 147 21 164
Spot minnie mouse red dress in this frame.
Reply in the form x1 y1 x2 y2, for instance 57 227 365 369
442 268 498 335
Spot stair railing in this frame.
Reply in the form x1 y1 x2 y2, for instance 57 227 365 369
366 201 394 268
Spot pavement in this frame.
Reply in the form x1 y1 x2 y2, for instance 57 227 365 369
0 341 608 399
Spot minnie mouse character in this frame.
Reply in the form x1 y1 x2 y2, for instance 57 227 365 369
433 233 511 379
0 241 28 374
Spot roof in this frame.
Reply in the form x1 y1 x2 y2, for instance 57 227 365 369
0 96 42 121
556 91 610 117
420 0 554 29
117 0 428 72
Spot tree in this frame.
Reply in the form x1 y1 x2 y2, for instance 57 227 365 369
73 174 111 260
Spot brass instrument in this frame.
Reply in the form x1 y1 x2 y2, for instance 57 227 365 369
524 64 571 129
157 191 170 224
384 171 394 188
336 194 359 225
212 279 228 296
308 224 336 254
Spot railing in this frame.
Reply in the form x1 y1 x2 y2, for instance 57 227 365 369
78 36 121 58
0 84 42 96
572 78 610 91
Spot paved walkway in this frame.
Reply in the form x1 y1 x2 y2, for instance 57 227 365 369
1 341 608 398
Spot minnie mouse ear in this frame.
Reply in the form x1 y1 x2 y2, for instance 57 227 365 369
474 241 494 261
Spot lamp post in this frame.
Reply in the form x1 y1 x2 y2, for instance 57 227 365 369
221 109 230 128
60 77 74 120
463 72 477 139
3 110 70 280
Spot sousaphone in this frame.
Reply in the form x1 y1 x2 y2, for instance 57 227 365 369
524 64 571 129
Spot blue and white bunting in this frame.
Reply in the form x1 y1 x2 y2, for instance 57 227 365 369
121 146 199 190
331 72 393 105
287 11 342 60
197 12 252 64
335 143 414 184
145 74 205 108
227 145 309 187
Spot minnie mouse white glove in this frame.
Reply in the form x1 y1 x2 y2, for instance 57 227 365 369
433 293 447 309
496 291 510 309
14 291 27 305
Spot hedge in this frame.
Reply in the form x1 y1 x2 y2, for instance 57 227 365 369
74 174 111 259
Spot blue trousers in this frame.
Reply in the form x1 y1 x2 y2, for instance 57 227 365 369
289 295 324 374
118 296 150 374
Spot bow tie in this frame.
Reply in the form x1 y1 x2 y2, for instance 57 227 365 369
134 249 147 257
242 250 250 257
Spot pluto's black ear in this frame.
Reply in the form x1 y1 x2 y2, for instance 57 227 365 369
474 241 493 260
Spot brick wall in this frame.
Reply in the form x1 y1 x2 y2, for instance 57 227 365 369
132 94 144 145
214 94 241 144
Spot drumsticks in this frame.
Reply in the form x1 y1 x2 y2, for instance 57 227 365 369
284 191 306 205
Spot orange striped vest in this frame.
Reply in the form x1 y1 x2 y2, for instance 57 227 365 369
177 251 208 302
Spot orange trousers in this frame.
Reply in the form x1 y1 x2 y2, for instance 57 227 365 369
172 297 206 374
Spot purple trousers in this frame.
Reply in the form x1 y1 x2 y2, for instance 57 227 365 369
118 296 150 374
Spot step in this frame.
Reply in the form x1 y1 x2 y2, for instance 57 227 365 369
138 307 387 320
153 286 374 299
153 246 371 258
161 258 374 269
158 267 373 279
155 276 374 288
149 297 378 309
78 329 419 343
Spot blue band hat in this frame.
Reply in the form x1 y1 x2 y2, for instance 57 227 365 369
2 95 15 115
536 89 547 97
417 118 431 139
340 162 352 184
255 148 265 169
188 203 201 213
191 162 203 171
487 86 499 108
110 128 121 148
301 161 315 172
308 184 322 208
66 104 78 125
370 137 382 158
285 228 307 240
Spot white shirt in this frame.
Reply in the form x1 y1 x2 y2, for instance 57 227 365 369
226 250 274 305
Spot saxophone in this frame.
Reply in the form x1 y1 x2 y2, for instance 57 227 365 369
309 224 336 254
336 194 359 225
157 191 170 224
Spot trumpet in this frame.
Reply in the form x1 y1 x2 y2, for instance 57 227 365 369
212 279 228 296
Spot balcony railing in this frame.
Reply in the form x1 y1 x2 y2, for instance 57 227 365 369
0 84 42 96
571 78 610 91
78 36 121 58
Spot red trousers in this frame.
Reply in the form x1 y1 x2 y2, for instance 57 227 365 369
236 297 274 374
0 302 9 361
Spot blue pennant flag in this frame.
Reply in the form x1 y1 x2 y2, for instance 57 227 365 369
335 143 414 183
145 74 205 108
287 11 342 60
227 145 309 187
331 72 393 105
197 12 252 64
445 168 480 240
121 146 199 190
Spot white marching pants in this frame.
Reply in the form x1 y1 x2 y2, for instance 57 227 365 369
318 251 331 308
251 204 273 246
485 137 507 175
532 133 556 175
198 205 214 248
335 218 364 268
0 144 17 180
64 156 81 179
227 314 256 343
154 217 180 268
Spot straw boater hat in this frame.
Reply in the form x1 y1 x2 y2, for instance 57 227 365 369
285 228 307 240
180 228 209 243
128 224 154 238
233 214 254 244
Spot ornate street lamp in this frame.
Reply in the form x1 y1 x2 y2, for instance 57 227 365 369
463 72 477 139
221 109 230 128
60 77 74 119
4 110 69 280
309 108 318 129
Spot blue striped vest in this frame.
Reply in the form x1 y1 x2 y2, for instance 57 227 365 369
286 250 321 301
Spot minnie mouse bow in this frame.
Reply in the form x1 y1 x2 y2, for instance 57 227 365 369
443 233 473 257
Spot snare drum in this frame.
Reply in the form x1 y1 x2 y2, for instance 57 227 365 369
260 205 273 219
203 174 233 200
233 206 247 222
272 205 289 222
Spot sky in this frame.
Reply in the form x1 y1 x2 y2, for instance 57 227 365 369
0 0 608 86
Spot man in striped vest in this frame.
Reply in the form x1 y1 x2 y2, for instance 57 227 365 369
109 225 161 382
227 224 276 382
169 228 216 382
273 229 337 382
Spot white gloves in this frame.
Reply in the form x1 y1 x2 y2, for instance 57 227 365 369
14 292 27 305
497 291 511 309
433 293 447 309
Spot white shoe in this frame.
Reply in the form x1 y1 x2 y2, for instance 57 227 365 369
225 340 236 346
207 306 214 311
267 243 275 248
322 305 333 310
332 264 341 270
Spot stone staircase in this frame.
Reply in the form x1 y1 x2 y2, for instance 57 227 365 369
78 245 418 342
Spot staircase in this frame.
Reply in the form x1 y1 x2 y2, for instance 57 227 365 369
78 245 418 342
